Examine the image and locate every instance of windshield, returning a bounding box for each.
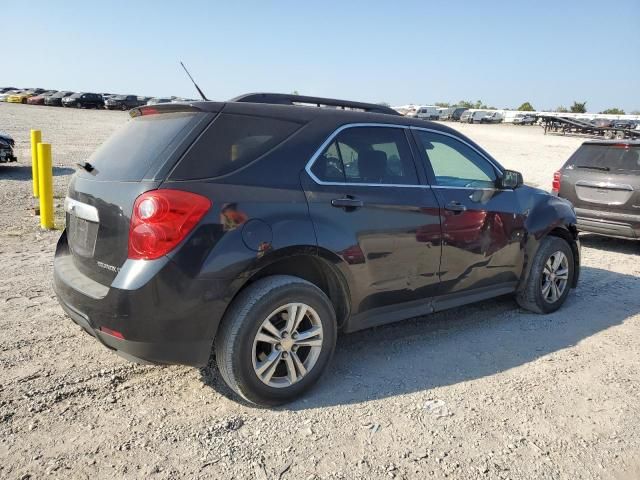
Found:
[69,93,82,99]
[566,144,640,172]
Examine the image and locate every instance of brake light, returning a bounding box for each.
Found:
[128,189,211,260]
[552,171,561,193]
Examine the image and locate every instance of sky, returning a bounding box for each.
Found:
[4,0,639,113]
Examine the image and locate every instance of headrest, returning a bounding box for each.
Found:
[359,150,387,182]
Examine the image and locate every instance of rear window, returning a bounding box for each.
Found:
[82,112,207,181]
[170,113,301,180]
[566,144,640,172]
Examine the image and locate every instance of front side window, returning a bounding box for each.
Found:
[311,127,418,185]
[415,130,497,188]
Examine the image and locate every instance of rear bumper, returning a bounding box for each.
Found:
[53,231,228,367]
[56,296,211,365]
[575,207,640,240]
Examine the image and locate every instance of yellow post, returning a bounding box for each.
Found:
[30,129,41,197]
[37,143,54,230]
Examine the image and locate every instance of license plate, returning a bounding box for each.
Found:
[68,214,98,257]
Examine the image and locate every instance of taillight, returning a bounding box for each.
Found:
[128,189,211,260]
[552,171,561,193]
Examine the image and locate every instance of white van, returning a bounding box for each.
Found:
[411,105,440,120]
[460,110,489,123]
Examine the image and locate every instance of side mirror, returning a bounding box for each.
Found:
[499,169,523,189]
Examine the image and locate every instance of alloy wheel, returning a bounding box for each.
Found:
[252,303,323,388]
[541,251,569,303]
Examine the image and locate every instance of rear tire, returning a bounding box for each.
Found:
[215,275,337,406]
[517,236,574,314]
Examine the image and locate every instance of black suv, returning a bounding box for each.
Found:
[105,95,144,111]
[54,93,580,405]
[62,92,105,109]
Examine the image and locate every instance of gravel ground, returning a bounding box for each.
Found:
[1,102,639,480]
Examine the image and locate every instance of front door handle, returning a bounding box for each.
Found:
[331,197,363,209]
[445,201,467,213]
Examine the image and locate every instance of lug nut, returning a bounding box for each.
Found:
[282,352,288,359]
[275,344,281,351]
[292,332,298,340]
[281,331,288,338]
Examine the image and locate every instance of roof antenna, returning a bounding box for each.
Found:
[180,61,208,101]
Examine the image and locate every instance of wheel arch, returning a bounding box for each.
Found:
[519,223,580,292]
[225,248,353,331]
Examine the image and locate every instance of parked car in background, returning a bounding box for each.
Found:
[6,90,39,104]
[460,110,488,123]
[554,140,640,239]
[147,97,173,105]
[0,131,17,163]
[53,93,580,405]
[171,97,198,104]
[62,92,105,109]
[611,119,638,130]
[0,87,18,94]
[45,91,74,106]
[409,105,440,120]
[105,95,144,110]
[513,113,537,125]
[591,118,614,128]
[0,90,20,102]
[27,90,58,105]
[441,107,468,121]
[480,112,504,124]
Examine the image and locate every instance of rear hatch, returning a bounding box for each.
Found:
[65,105,217,285]
[558,143,640,214]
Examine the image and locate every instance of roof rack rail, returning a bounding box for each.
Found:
[230,92,400,116]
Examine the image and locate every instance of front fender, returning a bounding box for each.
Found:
[518,188,579,291]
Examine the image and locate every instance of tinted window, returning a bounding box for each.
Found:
[415,131,497,188]
[312,127,418,185]
[84,112,206,181]
[171,114,301,180]
[311,141,346,182]
[566,144,640,172]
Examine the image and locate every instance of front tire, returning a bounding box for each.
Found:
[517,236,574,314]
[215,275,337,406]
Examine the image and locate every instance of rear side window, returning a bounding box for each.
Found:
[83,112,205,181]
[311,127,418,185]
[170,114,301,179]
[566,144,640,172]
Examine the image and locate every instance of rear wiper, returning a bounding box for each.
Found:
[575,165,610,171]
[76,161,95,172]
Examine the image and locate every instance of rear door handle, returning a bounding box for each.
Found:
[445,201,467,213]
[331,197,363,209]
